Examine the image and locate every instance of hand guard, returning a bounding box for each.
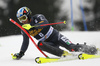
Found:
[12,51,24,60]
[22,24,32,30]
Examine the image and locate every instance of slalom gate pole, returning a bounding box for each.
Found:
[70,0,74,31]
[9,18,49,58]
[80,0,88,31]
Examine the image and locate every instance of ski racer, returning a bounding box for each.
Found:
[13,6,97,60]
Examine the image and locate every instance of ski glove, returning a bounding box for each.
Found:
[13,51,24,60]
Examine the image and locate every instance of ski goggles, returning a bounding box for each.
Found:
[18,15,28,23]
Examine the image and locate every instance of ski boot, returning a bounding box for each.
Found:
[73,43,97,55]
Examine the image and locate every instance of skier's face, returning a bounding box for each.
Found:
[22,18,30,24]
[18,15,30,24]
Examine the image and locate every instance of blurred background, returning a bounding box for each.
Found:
[0,0,100,37]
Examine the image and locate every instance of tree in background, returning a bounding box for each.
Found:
[0,0,100,36]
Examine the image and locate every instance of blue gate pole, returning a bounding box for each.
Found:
[70,0,74,31]
[80,0,88,31]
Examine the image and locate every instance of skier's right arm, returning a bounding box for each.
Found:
[13,30,29,60]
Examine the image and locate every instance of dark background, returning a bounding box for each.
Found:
[0,0,100,37]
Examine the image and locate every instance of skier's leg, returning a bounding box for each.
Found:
[57,34,75,51]
[58,34,97,54]
[38,41,69,57]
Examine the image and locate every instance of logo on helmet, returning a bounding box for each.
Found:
[23,10,27,13]
[25,7,29,12]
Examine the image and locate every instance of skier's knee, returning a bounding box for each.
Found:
[38,41,47,51]
[38,41,43,49]
[38,41,63,57]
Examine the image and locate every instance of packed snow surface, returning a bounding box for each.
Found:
[0,31,100,66]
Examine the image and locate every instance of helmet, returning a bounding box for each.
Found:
[16,7,32,23]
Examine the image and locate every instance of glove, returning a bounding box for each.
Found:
[12,51,24,60]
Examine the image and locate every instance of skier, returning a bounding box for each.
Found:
[13,6,97,60]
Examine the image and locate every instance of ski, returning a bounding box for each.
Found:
[35,54,78,64]
[78,53,100,60]
[79,48,100,60]
[35,53,100,64]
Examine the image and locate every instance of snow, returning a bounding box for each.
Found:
[0,31,100,66]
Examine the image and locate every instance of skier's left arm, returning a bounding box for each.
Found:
[13,30,29,60]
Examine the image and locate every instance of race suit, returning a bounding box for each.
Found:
[21,14,75,56]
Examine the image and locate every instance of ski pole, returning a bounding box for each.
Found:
[36,21,66,27]
[22,21,66,30]
[9,18,49,58]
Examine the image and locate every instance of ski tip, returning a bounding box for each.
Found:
[35,57,41,64]
[78,53,83,60]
